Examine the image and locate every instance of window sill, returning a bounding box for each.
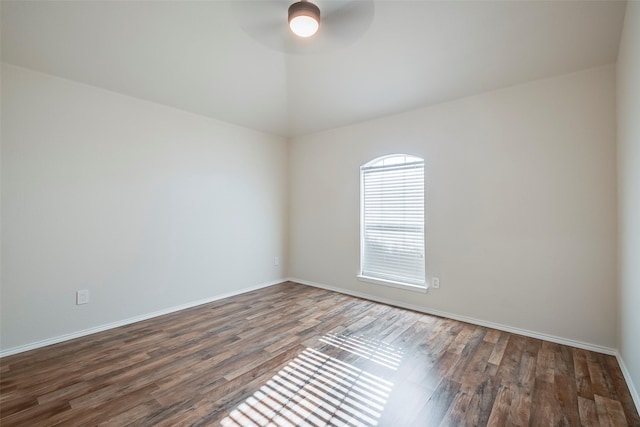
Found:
[357,275,428,293]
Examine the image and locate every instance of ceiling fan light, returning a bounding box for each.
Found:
[288,1,320,37]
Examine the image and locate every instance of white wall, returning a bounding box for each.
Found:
[289,65,618,349]
[0,64,287,352]
[617,0,640,404]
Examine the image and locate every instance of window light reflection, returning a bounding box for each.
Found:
[319,333,403,370]
[221,336,403,427]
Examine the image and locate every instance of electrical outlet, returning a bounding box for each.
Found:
[432,277,440,289]
[76,289,89,305]
[274,256,280,266]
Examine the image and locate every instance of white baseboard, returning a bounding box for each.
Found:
[288,277,617,356]
[615,352,640,415]
[3,276,637,415]
[0,279,285,358]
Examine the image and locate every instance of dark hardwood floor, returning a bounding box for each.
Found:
[1,281,638,426]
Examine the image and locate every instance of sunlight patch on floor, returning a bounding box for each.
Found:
[318,333,403,370]
[221,335,402,427]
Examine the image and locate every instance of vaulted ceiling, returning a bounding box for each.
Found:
[1,1,627,137]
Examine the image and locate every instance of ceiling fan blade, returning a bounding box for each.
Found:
[231,0,374,54]
[231,1,292,51]
[321,0,375,44]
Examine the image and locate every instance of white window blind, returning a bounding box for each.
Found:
[360,155,425,287]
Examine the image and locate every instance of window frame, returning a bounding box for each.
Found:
[358,154,427,293]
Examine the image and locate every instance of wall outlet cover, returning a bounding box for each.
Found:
[76,289,89,305]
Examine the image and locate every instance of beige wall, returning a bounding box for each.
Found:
[0,58,624,361]
[617,0,640,405]
[289,65,618,349]
[1,64,288,352]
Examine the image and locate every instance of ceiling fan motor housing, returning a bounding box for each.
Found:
[288,1,321,26]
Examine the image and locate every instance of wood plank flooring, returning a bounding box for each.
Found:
[1,281,638,426]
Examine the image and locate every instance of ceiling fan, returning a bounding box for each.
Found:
[232,0,375,54]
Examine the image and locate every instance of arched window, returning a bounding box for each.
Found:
[359,154,425,291]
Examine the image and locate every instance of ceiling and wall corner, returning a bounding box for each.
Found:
[0,0,627,137]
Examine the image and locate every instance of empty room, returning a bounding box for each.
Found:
[1,0,639,425]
